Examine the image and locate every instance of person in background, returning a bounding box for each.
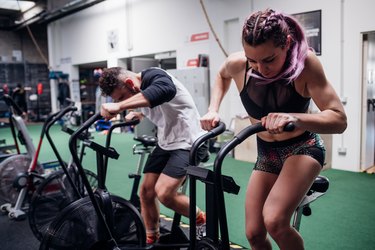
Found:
[2,84,10,95]
[12,84,27,115]
[99,67,208,244]
[57,77,70,108]
[200,8,347,250]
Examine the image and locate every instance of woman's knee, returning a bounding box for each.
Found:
[245,219,268,245]
[263,209,289,239]
[246,230,266,246]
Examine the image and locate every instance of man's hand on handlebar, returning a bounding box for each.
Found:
[101,103,121,120]
[125,111,144,122]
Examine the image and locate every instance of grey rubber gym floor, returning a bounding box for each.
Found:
[0,203,246,250]
[0,199,40,250]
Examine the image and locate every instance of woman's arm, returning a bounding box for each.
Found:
[201,52,246,130]
[292,52,347,134]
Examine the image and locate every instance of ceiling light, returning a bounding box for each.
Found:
[0,0,36,12]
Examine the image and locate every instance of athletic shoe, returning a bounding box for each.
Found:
[146,232,160,244]
[196,211,206,240]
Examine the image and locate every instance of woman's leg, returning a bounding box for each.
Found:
[263,155,321,250]
[245,170,277,250]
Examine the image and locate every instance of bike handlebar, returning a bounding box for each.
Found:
[234,122,295,143]
[69,113,114,160]
[69,113,140,161]
[189,122,226,166]
[42,104,77,135]
[214,122,295,176]
[46,105,77,128]
[105,119,140,149]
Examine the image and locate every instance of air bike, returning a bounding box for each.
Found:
[188,122,329,250]
[0,100,97,220]
[39,113,226,250]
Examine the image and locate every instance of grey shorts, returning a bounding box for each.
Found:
[254,131,326,175]
[143,143,209,178]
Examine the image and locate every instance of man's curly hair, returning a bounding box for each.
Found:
[99,67,127,96]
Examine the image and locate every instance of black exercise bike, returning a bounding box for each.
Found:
[40,114,145,249]
[28,104,98,241]
[188,122,329,250]
[0,101,90,220]
[39,113,226,250]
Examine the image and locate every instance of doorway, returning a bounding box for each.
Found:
[360,32,375,172]
[77,61,107,122]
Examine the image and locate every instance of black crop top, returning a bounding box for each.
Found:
[240,64,311,120]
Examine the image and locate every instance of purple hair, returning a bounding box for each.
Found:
[242,8,308,84]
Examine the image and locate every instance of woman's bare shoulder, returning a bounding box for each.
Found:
[223,51,247,76]
[302,50,324,74]
[296,50,328,96]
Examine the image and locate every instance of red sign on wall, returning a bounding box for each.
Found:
[186,59,199,67]
[37,83,43,95]
[190,32,209,42]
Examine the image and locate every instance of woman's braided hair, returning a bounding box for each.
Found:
[242,8,308,84]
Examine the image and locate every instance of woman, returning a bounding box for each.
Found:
[200,8,347,250]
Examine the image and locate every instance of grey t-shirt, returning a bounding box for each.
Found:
[140,68,204,150]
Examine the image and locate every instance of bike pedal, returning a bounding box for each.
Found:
[128,173,139,178]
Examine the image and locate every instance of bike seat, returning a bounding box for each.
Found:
[309,175,329,193]
[134,135,158,147]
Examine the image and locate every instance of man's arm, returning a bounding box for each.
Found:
[141,74,176,108]
[101,93,150,120]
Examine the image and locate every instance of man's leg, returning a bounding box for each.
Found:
[155,173,206,239]
[155,174,188,216]
[140,172,160,243]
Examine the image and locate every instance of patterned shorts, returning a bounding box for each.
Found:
[254,132,326,175]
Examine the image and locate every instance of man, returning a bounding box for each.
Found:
[99,67,207,244]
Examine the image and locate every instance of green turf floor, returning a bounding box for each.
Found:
[1,123,375,249]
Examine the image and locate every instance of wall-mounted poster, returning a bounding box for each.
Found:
[292,10,322,55]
